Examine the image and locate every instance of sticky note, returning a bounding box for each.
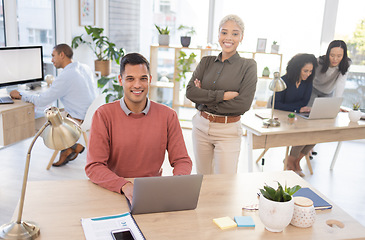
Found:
[234,216,255,227]
[213,216,237,230]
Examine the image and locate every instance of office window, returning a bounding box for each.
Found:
[335,0,365,108]
[212,0,325,67]
[17,0,55,60]
[152,0,209,48]
[0,0,5,46]
[109,0,140,54]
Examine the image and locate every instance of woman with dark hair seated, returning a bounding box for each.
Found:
[273,53,318,177]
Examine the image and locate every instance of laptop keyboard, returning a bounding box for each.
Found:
[0,96,14,104]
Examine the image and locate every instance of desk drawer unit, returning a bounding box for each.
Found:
[0,105,35,146]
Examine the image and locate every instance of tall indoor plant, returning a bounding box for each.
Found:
[71,25,125,76]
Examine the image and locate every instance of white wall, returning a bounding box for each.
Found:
[55,0,109,71]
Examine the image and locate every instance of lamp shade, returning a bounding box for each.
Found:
[269,72,287,92]
[41,107,82,150]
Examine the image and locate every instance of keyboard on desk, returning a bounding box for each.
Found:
[0,96,14,104]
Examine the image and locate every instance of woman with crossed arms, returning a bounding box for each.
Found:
[186,14,257,174]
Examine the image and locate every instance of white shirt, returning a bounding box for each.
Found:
[21,62,97,120]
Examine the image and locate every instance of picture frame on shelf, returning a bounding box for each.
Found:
[79,0,95,26]
[256,38,267,53]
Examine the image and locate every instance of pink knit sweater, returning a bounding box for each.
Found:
[85,100,192,193]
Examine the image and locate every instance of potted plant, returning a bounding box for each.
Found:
[178,25,196,48]
[349,102,362,122]
[288,112,296,124]
[271,41,280,53]
[71,26,125,76]
[97,75,123,103]
[262,66,270,77]
[176,51,197,105]
[259,182,301,232]
[155,24,170,46]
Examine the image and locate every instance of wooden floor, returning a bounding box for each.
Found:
[1,129,364,227]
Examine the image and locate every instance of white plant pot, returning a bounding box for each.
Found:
[348,110,362,122]
[271,44,280,53]
[259,195,294,232]
[158,34,170,46]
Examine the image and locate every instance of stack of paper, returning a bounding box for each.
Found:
[213,216,237,230]
[81,212,145,240]
[234,216,255,227]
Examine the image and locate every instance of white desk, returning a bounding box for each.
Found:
[241,109,365,172]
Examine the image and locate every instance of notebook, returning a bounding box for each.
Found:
[126,174,203,215]
[296,97,343,120]
[293,187,332,210]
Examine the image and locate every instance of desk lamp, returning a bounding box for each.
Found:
[263,72,287,127]
[0,107,81,240]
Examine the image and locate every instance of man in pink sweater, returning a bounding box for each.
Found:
[85,53,192,203]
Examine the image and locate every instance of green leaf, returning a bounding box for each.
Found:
[287,185,301,195]
[98,76,113,88]
[263,185,276,198]
[260,189,272,200]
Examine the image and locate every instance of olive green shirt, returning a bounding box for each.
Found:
[186,52,257,116]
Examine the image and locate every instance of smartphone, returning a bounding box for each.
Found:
[111,228,135,240]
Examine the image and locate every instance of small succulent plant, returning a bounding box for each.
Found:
[259,182,301,202]
[353,102,360,111]
[288,113,295,118]
[155,24,170,35]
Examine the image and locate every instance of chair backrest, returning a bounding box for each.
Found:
[80,93,106,132]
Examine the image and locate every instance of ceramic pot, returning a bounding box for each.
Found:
[291,197,316,228]
[180,36,191,47]
[271,44,280,53]
[259,195,294,232]
[158,35,170,46]
[95,60,111,76]
[348,110,362,122]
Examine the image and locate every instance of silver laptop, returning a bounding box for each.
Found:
[297,97,343,120]
[126,174,203,215]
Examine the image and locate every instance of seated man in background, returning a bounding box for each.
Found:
[10,43,97,166]
[85,53,192,203]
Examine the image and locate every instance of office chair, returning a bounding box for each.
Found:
[46,93,106,170]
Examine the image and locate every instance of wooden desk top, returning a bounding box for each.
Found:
[16,171,365,240]
[0,99,33,112]
[242,109,365,136]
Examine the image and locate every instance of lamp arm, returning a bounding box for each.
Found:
[271,91,276,120]
[16,121,50,224]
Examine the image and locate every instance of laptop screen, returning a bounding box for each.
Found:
[126,174,203,215]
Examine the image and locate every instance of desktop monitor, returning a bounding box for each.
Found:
[0,46,44,89]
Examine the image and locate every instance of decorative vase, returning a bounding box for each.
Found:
[95,60,111,76]
[271,44,280,53]
[259,195,294,232]
[291,197,316,228]
[348,110,362,122]
[180,36,191,47]
[158,34,170,46]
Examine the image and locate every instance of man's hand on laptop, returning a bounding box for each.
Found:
[10,90,22,99]
[300,106,311,113]
[122,182,134,204]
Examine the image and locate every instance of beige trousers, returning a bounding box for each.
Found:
[192,112,242,174]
